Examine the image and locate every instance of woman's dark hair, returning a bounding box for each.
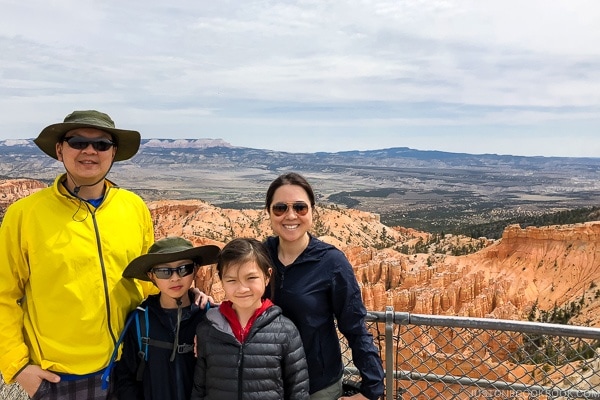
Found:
[216,237,274,299]
[265,172,315,210]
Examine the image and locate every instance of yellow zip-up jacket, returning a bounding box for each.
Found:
[0,174,156,383]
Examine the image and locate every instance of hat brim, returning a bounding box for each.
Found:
[34,122,141,162]
[123,244,221,281]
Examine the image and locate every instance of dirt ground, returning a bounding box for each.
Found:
[0,375,27,400]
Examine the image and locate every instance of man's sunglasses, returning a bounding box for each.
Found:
[271,201,310,217]
[151,263,195,279]
[63,136,116,152]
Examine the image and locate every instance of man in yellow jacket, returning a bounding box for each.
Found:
[0,110,156,399]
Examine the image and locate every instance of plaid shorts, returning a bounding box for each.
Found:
[31,374,116,400]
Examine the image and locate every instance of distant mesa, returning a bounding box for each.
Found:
[0,139,31,146]
[141,138,233,149]
[0,138,234,150]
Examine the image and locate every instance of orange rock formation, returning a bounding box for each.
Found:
[2,180,600,326]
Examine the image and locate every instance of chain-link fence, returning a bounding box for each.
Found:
[342,307,600,400]
[3,306,600,400]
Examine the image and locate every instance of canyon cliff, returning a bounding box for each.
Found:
[2,179,599,326]
[146,198,600,327]
[0,179,46,213]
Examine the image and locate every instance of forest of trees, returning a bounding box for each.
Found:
[457,206,600,239]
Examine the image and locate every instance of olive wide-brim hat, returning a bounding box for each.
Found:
[123,237,221,281]
[34,110,141,161]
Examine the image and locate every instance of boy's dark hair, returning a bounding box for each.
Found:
[217,238,274,299]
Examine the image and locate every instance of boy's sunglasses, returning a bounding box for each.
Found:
[151,263,195,279]
[271,201,310,217]
[63,136,115,152]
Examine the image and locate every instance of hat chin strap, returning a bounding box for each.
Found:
[64,161,115,198]
[170,297,184,362]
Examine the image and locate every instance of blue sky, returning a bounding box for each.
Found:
[1,0,599,157]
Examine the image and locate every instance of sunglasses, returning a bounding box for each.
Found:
[151,263,195,279]
[63,136,115,152]
[271,201,310,217]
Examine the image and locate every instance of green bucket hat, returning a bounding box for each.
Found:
[34,110,141,161]
[123,237,221,281]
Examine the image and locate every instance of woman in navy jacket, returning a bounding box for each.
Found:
[263,173,385,400]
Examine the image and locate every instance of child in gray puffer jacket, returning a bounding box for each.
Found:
[191,238,309,400]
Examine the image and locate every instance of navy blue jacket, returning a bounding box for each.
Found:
[265,235,384,400]
[112,291,206,400]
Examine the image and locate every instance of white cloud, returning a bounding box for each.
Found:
[0,0,599,157]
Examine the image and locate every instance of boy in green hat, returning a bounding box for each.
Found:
[112,236,219,400]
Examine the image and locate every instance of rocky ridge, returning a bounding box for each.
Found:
[146,199,600,327]
[3,178,600,397]
[0,179,46,215]
[2,178,600,325]
[3,140,600,234]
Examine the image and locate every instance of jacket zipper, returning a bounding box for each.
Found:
[237,345,244,400]
[90,208,118,345]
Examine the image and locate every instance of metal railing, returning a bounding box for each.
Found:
[3,306,600,399]
[342,307,600,400]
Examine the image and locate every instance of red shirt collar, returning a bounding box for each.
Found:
[219,298,274,342]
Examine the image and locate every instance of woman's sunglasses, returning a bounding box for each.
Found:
[63,136,116,152]
[151,263,195,279]
[271,201,310,217]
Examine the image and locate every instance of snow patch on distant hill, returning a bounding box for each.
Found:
[0,139,32,146]
[141,138,232,148]
[0,138,233,149]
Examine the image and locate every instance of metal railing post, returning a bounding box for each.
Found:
[385,306,394,400]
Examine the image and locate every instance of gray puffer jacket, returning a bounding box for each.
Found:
[191,304,309,400]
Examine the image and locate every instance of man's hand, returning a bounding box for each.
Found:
[15,365,60,397]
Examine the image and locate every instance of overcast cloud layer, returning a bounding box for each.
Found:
[1,0,599,157]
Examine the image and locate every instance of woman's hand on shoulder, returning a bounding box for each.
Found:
[191,287,219,309]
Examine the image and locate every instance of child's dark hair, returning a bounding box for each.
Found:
[216,238,274,299]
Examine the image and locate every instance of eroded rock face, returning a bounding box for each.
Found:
[147,199,600,326]
[0,179,47,220]
[5,179,600,396]
[0,178,46,205]
[348,222,600,324]
[3,179,600,325]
